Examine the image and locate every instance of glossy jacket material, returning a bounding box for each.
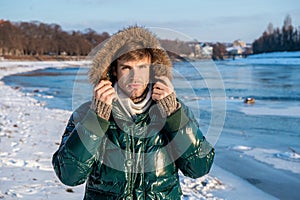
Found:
[52,99,215,199]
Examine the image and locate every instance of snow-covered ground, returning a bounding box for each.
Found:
[230,145,300,174]
[0,61,86,199]
[0,60,280,200]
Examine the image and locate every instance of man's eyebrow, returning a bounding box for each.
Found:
[138,64,150,68]
[120,64,150,68]
[120,64,132,68]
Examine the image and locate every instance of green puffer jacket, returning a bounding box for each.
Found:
[52,99,215,200]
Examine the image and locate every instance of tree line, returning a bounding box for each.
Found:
[0,20,193,58]
[252,15,300,54]
[0,20,110,56]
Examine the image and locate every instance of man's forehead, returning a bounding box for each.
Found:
[117,57,151,66]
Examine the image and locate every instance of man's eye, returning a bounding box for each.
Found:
[121,66,131,70]
[139,65,149,69]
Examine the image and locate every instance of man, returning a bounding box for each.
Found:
[52,26,215,200]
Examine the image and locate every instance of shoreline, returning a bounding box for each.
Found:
[0,61,278,199]
[0,55,87,61]
[214,146,300,199]
[0,62,85,199]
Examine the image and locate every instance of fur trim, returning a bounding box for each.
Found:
[88,26,172,86]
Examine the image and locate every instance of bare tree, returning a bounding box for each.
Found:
[283,14,292,31]
[267,23,274,35]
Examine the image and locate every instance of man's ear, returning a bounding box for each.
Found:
[110,65,117,85]
[112,68,117,76]
[109,60,118,77]
[111,61,117,77]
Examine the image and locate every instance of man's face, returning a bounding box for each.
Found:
[115,56,151,99]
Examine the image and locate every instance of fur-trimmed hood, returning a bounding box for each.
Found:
[88,26,172,86]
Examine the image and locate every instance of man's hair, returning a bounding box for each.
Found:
[118,48,152,62]
[114,41,153,61]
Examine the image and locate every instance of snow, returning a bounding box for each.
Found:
[0,60,278,199]
[228,51,300,65]
[210,165,278,200]
[0,72,85,199]
[231,145,252,151]
[230,146,300,174]
[248,51,300,59]
[240,102,300,117]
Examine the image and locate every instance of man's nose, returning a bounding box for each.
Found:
[130,68,140,80]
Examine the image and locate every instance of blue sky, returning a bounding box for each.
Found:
[1,0,300,43]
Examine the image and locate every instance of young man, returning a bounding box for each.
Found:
[52,26,215,200]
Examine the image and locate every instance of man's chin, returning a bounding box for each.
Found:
[120,89,137,98]
[129,91,142,99]
[121,85,148,99]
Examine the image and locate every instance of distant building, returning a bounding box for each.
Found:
[226,39,252,58]
[233,39,246,48]
[200,43,213,57]
[186,41,213,59]
[60,51,67,56]
[194,43,201,57]
[226,46,244,55]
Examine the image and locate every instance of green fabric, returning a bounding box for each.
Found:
[81,109,110,136]
[164,104,189,132]
[52,101,215,199]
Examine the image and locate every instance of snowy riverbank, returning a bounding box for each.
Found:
[0,60,278,199]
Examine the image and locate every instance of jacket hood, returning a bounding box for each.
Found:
[88,26,172,86]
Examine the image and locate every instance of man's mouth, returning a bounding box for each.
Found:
[128,83,143,89]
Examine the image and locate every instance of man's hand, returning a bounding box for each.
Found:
[94,80,116,105]
[152,76,174,101]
